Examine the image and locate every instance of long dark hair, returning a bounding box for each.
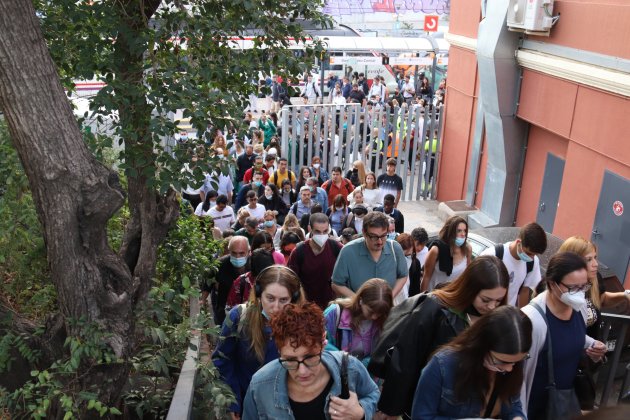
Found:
[201,190,218,212]
[432,255,509,312]
[445,305,532,403]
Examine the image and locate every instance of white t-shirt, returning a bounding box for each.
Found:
[416,246,429,266]
[202,172,234,197]
[208,206,236,232]
[480,242,542,306]
[194,202,211,217]
[245,203,266,221]
[359,187,383,209]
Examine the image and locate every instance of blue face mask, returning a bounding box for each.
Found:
[387,232,397,240]
[230,256,247,268]
[263,220,274,228]
[253,181,262,187]
[454,237,466,247]
[517,242,534,263]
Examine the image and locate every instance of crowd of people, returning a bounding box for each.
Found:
[176,83,630,419]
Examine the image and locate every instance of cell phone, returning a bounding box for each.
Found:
[339,352,350,399]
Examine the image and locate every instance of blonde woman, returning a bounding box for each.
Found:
[558,236,630,337]
[346,160,366,188]
[213,266,305,419]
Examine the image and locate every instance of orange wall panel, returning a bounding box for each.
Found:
[449,0,481,38]
[437,88,475,201]
[570,86,630,168]
[447,48,478,96]
[530,1,630,59]
[553,142,630,240]
[515,126,568,227]
[517,70,577,138]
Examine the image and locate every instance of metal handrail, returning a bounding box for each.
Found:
[166,297,200,420]
[598,312,630,406]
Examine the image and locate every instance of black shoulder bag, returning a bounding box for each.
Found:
[339,352,350,399]
[531,303,581,420]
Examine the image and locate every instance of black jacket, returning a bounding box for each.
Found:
[368,294,467,417]
[236,152,256,183]
[373,207,404,233]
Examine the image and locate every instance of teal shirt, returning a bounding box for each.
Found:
[332,238,408,291]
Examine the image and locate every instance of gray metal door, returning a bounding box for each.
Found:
[536,153,565,233]
[591,170,630,284]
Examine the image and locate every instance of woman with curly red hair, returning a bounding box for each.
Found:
[243,302,380,420]
[213,265,304,419]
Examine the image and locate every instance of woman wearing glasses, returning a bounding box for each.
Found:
[412,306,532,419]
[372,255,509,419]
[243,302,379,420]
[213,266,305,419]
[520,252,607,420]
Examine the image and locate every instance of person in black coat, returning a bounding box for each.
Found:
[236,144,256,187]
[369,256,510,418]
[374,194,404,233]
[258,183,288,225]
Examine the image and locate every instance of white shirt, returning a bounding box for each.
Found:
[208,206,236,231]
[402,80,415,98]
[202,172,234,197]
[368,83,385,102]
[416,246,429,266]
[245,203,266,221]
[480,242,542,306]
[357,187,383,209]
[302,80,321,100]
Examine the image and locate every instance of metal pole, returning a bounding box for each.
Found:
[320,53,325,105]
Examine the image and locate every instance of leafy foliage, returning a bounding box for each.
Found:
[35,0,331,193]
[0,318,122,419]
[0,120,56,319]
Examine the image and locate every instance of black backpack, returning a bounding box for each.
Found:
[494,244,534,274]
[368,293,431,378]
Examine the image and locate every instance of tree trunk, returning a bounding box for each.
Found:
[0,0,137,406]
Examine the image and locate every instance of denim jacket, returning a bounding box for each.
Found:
[212,305,279,414]
[411,349,526,420]
[242,350,380,419]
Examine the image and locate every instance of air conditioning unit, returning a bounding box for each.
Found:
[508,0,555,35]
[507,0,528,32]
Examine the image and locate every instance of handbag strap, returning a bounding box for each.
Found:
[531,302,556,388]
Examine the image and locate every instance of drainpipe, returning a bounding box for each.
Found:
[469,0,528,228]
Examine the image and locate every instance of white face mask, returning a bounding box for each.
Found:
[312,234,328,248]
[559,289,587,311]
[313,163,320,169]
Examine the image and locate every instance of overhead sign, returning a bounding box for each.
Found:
[424,15,439,32]
[330,56,382,65]
[390,57,433,66]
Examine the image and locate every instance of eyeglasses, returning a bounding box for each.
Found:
[489,353,530,367]
[560,282,592,294]
[366,233,387,242]
[279,353,322,370]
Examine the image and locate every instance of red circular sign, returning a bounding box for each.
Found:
[613,201,624,216]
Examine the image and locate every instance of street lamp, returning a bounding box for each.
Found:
[320,37,329,105]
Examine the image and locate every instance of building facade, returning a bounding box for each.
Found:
[439,0,630,285]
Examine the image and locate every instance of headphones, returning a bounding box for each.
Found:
[254,265,301,303]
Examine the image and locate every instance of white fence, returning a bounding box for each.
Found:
[280,103,444,200]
